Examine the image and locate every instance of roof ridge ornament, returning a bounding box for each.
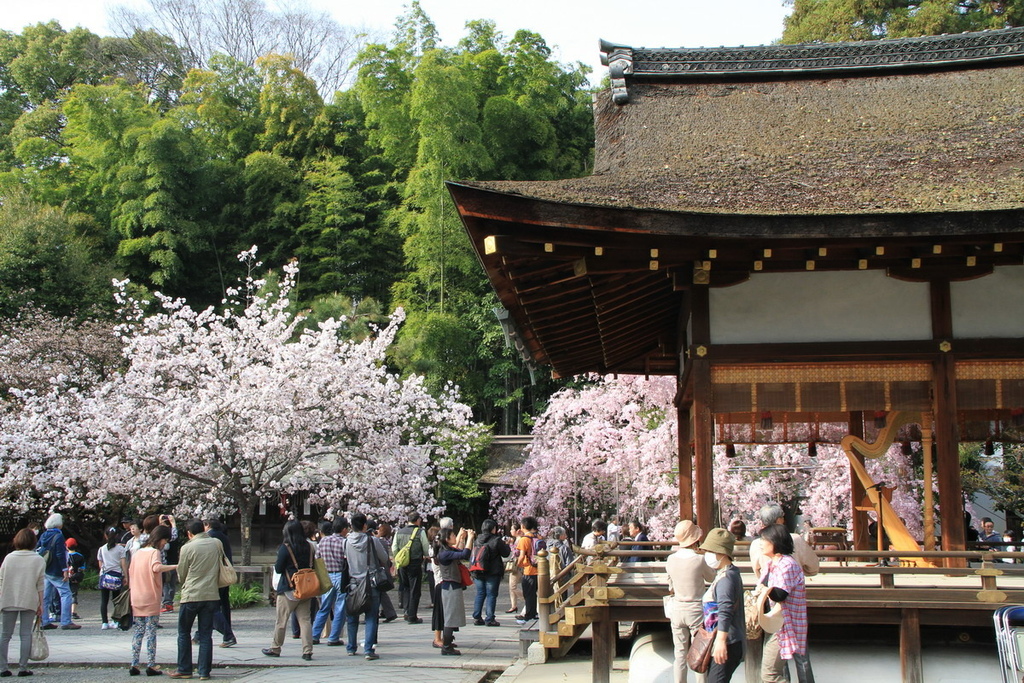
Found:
[600,39,633,104]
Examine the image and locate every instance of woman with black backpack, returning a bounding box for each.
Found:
[470,519,510,627]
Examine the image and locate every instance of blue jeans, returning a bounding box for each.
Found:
[212,585,235,642]
[346,588,380,655]
[312,572,347,643]
[176,600,218,677]
[42,575,73,626]
[472,574,501,622]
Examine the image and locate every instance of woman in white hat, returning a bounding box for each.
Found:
[699,528,745,682]
[665,521,714,683]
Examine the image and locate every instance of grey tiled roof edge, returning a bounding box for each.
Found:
[600,28,1024,103]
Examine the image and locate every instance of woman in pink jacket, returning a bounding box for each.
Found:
[128,525,177,676]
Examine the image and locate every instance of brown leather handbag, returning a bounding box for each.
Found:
[686,626,715,673]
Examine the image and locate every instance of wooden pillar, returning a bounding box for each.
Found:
[537,550,551,635]
[921,413,936,551]
[900,608,923,683]
[848,411,869,551]
[678,400,694,521]
[591,607,615,683]
[691,283,714,532]
[930,279,966,562]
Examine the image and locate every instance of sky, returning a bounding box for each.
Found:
[0,0,793,85]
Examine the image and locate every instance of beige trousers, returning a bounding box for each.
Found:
[269,594,313,655]
[668,599,706,683]
[508,567,524,611]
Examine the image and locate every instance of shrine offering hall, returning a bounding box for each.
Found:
[450,27,1024,556]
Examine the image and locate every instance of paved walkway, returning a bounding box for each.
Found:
[26,579,1005,683]
[34,587,520,682]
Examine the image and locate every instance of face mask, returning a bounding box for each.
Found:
[704,553,721,570]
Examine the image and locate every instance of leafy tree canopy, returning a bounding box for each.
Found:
[782,0,1024,43]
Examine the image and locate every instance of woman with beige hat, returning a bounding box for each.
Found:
[699,528,745,682]
[665,521,715,683]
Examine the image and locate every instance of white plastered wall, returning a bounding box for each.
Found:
[950,266,1024,339]
[709,270,932,344]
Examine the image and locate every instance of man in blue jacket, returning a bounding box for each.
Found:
[37,513,80,629]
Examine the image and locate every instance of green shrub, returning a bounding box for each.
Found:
[79,569,99,590]
[228,582,264,609]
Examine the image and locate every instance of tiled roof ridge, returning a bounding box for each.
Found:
[600,27,1024,103]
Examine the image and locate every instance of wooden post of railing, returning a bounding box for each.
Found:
[537,549,552,636]
[900,608,923,683]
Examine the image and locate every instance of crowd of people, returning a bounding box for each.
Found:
[11,503,990,681]
[665,504,817,683]
[0,509,611,676]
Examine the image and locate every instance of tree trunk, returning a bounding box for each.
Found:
[239,500,255,566]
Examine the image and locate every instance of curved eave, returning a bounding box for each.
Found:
[450,182,1024,378]
[449,181,1024,240]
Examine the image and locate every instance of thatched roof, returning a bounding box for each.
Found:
[473,65,1024,217]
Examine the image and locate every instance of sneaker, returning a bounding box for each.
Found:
[260,649,279,657]
[110,621,120,629]
[101,623,111,630]
[346,651,357,656]
[473,618,485,626]
[219,639,236,648]
[301,653,312,661]
[60,623,82,630]
[485,620,501,627]
[515,618,527,625]
[160,606,173,613]
[365,651,379,661]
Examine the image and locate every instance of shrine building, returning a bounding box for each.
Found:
[448,27,1024,557]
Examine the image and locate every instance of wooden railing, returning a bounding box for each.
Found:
[535,542,1024,683]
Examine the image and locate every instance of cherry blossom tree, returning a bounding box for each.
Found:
[491,374,680,540]
[0,249,484,563]
[717,440,926,539]
[0,309,122,403]
[495,373,930,543]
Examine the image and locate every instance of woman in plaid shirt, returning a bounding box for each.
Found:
[759,524,815,683]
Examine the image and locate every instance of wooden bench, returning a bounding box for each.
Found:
[232,565,273,599]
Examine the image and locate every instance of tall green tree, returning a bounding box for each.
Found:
[0,189,113,316]
[354,6,593,429]
[782,0,1024,43]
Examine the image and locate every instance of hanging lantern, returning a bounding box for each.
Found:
[874,411,887,429]
[807,441,818,458]
[725,443,737,458]
[760,412,773,430]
